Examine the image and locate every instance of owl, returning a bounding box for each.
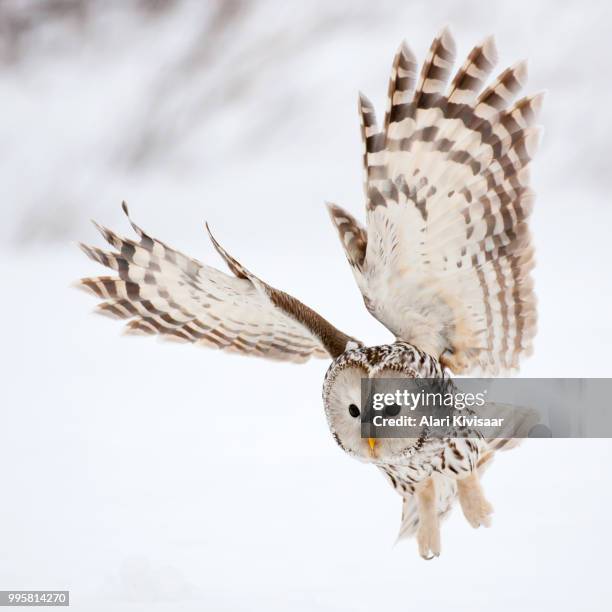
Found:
[77,28,541,559]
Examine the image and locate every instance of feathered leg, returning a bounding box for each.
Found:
[415,477,441,559]
[457,471,493,528]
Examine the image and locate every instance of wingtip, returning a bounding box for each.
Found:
[204,221,225,256]
[399,39,415,61]
[438,24,452,38]
[325,201,341,221]
[203,222,251,280]
[437,25,456,55]
[204,220,216,244]
[512,59,529,86]
[70,278,86,292]
[358,90,374,109]
[90,219,107,238]
[94,303,123,321]
[530,90,546,118]
[72,277,97,296]
[481,34,498,67]
[358,91,378,129]
[77,241,91,256]
[122,325,149,338]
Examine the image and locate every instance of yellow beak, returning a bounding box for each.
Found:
[368,437,377,456]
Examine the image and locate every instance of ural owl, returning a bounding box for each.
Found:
[77,28,541,559]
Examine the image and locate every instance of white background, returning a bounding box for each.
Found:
[1,1,611,609]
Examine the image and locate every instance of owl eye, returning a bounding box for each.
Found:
[348,403,360,418]
[385,403,401,417]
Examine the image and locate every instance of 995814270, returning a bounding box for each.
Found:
[0,592,69,607]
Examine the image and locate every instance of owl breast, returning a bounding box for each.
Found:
[379,435,489,496]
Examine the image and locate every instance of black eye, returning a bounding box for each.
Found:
[385,403,401,417]
[348,404,360,418]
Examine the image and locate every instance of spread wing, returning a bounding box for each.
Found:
[328,29,541,375]
[76,203,361,363]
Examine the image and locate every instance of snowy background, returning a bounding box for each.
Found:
[2,0,612,610]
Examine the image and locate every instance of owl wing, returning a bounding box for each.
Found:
[77,203,361,362]
[328,29,541,374]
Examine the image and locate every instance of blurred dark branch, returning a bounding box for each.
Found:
[0,0,178,64]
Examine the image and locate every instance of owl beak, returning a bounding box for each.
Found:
[368,437,377,457]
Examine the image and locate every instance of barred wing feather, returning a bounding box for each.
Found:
[77,203,359,362]
[329,28,541,374]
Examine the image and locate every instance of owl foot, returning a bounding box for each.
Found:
[415,477,441,559]
[417,520,441,560]
[457,472,493,528]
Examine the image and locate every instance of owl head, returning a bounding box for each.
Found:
[322,342,440,464]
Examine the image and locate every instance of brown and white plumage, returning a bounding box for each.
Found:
[76,29,542,559]
[77,203,360,363]
[329,27,541,375]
